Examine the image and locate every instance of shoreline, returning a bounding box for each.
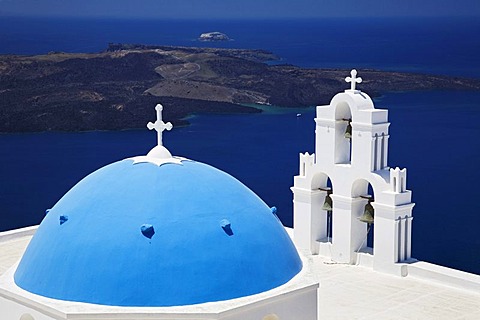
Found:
[1,44,480,133]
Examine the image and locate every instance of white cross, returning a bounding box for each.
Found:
[345,69,362,91]
[147,104,173,147]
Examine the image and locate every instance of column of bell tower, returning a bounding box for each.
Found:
[351,121,390,171]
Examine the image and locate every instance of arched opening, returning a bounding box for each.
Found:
[351,179,375,251]
[334,102,352,165]
[324,177,334,242]
[262,314,279,320]
[311,173,333,243]
[20,314,35,320]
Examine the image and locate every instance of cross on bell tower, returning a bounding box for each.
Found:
[345,69,362,91]
[147,104,173,147]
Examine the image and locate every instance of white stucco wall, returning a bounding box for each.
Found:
[0,281,318,320]
[1,298,56,320]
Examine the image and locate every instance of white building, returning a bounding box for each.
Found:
[292,69,414,275]
[0,71,479,320]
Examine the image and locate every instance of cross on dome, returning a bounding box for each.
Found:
[147,104,173,147]
[345,69,362,91]
[131,103,190,165]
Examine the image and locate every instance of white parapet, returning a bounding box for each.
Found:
[390,167,407,193]
[0,226,38,243]
[299,152,315,177]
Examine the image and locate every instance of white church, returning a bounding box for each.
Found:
[0,70,479,319]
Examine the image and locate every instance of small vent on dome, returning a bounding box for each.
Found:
[270,206,282,223]
[220,219,234,236]
[45,209,50,215]
[141,224,155,239]
[59,215,68,225]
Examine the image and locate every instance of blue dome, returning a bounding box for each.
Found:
[14,159,302,307]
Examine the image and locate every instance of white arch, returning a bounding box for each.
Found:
[351,178,375,198]
[310,171,333,190]
[330,91,374,122]
[334,101,352,121]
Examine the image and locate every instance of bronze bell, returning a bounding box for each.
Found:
[344,122,352,139]
[322,193,333,211]
[358,202,374,224]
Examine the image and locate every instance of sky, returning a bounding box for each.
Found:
[0,0,479,19]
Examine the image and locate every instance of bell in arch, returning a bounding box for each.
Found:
[319,187,333,211]
[358,200,374,224]
[344,121,352,139]
[322,192,333,211]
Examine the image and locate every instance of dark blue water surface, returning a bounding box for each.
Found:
[1,16,480,77]
[0,17,479,274]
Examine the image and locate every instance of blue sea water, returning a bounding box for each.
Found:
[0,17,479,273]
[1,16,480,77]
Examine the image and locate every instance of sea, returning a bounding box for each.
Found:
[0,16,479,273]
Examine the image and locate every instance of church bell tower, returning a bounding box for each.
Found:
[292,70,415,276]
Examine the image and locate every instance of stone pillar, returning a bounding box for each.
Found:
[399,217,406,261]
[375,135,382,170]
[330,195,367,263]
[372,202,415,273]
[405,216,413,260]
[292,187,327,255]
[382,134,390,169]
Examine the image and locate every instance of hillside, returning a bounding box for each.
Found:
[1,43,479,132]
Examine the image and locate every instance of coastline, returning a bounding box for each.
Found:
[1,44,480,133]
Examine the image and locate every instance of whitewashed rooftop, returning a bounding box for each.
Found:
[0,227,479,319]
[313,254,480,319]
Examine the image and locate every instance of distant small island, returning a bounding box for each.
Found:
[199,32,230,41]
[1,43,479,133]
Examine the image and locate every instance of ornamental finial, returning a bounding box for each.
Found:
[147,104,173,147]
[345,69,362,91]
[129,103,191,166]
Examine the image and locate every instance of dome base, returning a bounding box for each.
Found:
[129,146,189,166]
